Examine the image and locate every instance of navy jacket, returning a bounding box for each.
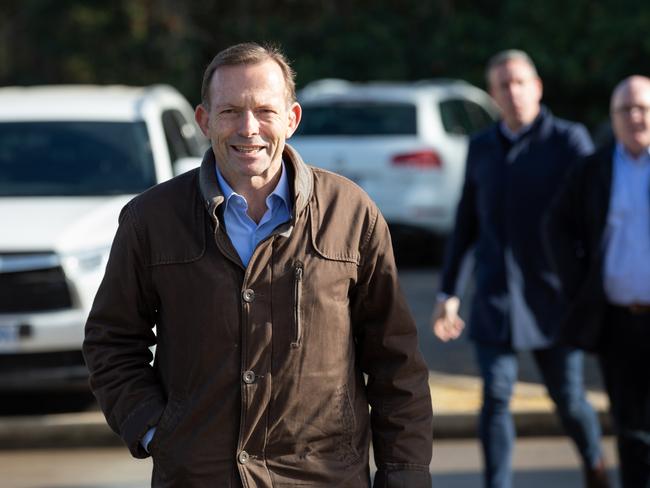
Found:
[440,107,594,349]
[544,144,615,351]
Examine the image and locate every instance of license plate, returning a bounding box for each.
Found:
[0,325,18,344]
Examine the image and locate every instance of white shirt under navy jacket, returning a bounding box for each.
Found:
[603,143,650,305]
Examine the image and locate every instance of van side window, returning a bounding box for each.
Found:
[463,100,495,133]
[439,99,470,136]
[162,110,203,161]
[440,99,495,136]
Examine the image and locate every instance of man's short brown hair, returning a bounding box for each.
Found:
[200,42,297,108]
[485,49,539,86]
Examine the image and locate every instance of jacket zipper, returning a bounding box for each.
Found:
[291,261,304,348]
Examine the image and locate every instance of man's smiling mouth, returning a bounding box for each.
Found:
[232,145,264,153]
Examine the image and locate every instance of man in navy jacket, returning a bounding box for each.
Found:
[431,50,609,488]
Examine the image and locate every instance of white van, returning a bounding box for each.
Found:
[0,85,206,391]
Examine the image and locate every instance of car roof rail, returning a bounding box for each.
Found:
[413,78,470,86]
[299,78,354,98]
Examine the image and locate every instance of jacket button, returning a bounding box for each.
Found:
[242,289,255,302]
[238,450,250,464]
[242,370,255,384]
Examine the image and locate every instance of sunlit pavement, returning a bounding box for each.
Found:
[0,437,619,488]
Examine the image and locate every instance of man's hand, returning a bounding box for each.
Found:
[431,296,465,342]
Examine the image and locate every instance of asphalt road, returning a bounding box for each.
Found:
[0,437,620,488]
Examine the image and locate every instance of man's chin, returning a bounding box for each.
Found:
[630,139,650,153]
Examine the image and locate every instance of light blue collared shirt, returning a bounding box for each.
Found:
[603,143,650,304]
[216,162,292,267]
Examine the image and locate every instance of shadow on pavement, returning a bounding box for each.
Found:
[433,468,619,488]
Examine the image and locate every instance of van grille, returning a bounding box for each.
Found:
[0,254,72,313]
[0,350,85,373]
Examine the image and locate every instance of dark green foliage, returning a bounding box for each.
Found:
[1,0,649,128]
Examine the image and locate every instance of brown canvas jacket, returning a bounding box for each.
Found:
[83,144,433,487]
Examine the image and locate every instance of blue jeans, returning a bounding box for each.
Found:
[475,343,603,488]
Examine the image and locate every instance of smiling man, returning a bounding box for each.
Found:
[83,43,433,487]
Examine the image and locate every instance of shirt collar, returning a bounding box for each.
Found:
[215,166,236,202]
[215,161,292,213]
[615,142,650,166]
[499,120,533,141]
[267,161,292,212]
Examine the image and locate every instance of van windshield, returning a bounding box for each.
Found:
[296,102,417,136]
[0,121,156,196]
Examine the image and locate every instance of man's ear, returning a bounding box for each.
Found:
[286,102,302,139]
[195,104,210,137]
[536,78,544,102]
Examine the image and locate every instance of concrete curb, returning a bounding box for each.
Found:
[434,410,612,439]
[0,373,612,449]
[430,372,612,438]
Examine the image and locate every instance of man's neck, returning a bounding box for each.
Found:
[219,165,283,224]
[502,118,534,137]
[240,177,279,223]
[620,144,650,162]
[502,108,541,138]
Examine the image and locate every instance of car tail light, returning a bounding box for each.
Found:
[391,150,442,168]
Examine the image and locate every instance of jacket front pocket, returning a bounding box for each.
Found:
[149,397,184,473]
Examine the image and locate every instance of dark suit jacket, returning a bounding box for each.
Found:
[544,144,615,351]
[440,107,594,349]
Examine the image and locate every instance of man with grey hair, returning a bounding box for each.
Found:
[432,49,609,487]
[83,42,433,487]
[546,75,650,487]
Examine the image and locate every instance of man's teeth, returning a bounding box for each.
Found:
[234,146,262,153]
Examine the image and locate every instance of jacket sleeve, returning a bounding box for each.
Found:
[439,140,479,295]
[351,208,433,488]
[82,203,166,459]
[543,160,589,300]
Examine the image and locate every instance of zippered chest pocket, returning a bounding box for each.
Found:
[291,260,304,349]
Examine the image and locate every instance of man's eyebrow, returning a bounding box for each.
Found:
[214,103,241,110]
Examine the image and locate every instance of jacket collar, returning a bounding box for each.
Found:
[492,105,552,141]
[486,106,553,163]
[198,143,314,223]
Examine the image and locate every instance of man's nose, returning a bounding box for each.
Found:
[629,106,648,121]
[238,110,260,136]
[506,83,519,99]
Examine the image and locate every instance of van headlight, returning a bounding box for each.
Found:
[61,247,111,274]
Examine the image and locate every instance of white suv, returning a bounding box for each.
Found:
[0,85,207,391]
[290,79,497,241]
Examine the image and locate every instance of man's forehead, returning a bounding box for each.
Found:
[613,80,650,106]
[210,61,287,102]
[212,60,283,84]
[490,59,536,81]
